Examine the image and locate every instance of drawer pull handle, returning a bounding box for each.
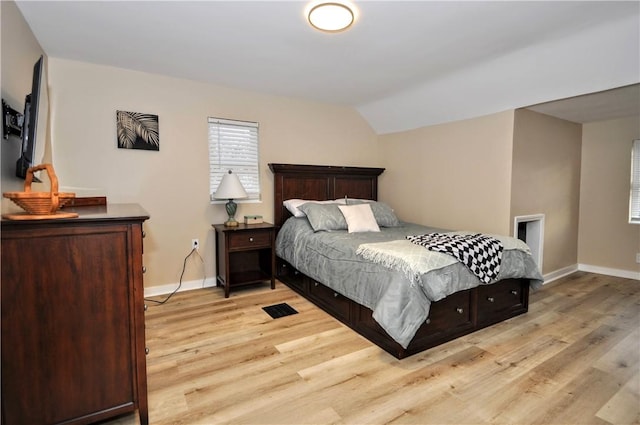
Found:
[145,347,150,355]
[487,297,495,303]
[511,290,518,296]
[142,266,146,273]
[456,307,464,314]
[333,292,339,298]
[425,318,431,325]
[249,237,254,242]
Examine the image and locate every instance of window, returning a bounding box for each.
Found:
[208,118,260,202]
[631,139,640,224]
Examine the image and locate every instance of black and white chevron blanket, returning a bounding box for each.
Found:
[406,233,504,283]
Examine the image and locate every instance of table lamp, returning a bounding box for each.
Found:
[213,170,248,227]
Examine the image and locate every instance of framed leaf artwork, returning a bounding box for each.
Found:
[117,110,159,151]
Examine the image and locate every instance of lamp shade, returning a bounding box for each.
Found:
[214,170,248,200]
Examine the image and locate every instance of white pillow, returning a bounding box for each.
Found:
[283,199,342,218]
[338,204,380,233]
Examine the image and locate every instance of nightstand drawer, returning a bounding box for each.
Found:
[228,230,271,250]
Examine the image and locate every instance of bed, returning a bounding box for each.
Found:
[269,163,543,359]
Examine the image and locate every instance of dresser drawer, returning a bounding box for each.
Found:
[477,279,527,325]
[228,230,272,250]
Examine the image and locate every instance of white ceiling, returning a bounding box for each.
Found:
[527,83,640,124]
[15,0,640,134]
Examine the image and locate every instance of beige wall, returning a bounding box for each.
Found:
[4,0,637,291]
[0,1,49,197]
[511,109,582,275]
[579,116,640,274]
[46,58,379,289]
[378,111,515,236]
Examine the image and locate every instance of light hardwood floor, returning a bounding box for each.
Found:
[109,272,639,425]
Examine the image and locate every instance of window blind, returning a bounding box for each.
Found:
[631,139,640,223]
[208,118,260,202]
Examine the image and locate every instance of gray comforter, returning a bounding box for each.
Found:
[275,217,544,348]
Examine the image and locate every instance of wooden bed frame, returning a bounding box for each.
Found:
[269,163,530,359]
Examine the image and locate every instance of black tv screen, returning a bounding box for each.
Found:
[16,55,44,179]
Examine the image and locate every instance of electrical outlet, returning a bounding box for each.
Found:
[192,239,199,250]
[636,253,640,264]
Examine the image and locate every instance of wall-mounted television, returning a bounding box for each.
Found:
[16,55,44,179]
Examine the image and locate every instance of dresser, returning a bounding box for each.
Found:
[1,204,150,425]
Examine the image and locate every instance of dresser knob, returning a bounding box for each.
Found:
[249,237,254,242]
[487,297,495,303]
[142,230,146,238]
[144,304,148,311]
[511,290,518,296]
[456,307,464,314]
[314,282,319,287]
[142,266,146,273]
[333,292,339,298]
[425,318,431,325]
[145,347,150,355]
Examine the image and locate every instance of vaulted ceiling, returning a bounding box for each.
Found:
[16,1,640,134]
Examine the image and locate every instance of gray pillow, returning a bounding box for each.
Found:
[345,199,401,227]
[298,203,347,232]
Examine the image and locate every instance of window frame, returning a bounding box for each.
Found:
[208,117,261,204]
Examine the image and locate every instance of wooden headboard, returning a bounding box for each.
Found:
[268,163,385,229]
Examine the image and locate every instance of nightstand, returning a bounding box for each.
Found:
[213,222,276,298]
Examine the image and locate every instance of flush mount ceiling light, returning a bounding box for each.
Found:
[308,2,355,33]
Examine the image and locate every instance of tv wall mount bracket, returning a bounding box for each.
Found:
[2,99,23,140]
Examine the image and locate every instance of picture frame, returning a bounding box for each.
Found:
[116,110,159,151]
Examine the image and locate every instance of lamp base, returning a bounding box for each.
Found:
[224,199,239,227]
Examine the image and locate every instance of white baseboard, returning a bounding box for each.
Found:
[543,264,579,284]
[143,263,639,298]
[578,264,640,281]
[144,277,217,298]
[543,263,640,283]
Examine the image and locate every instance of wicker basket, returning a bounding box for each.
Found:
[3,164,75,215]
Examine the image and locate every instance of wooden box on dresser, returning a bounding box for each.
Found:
[1,204,150,425]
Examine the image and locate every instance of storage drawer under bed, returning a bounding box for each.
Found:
[353,287,475,356]
[275,255,531,359]
[276,259,306,292]
[476,279,528,326]
[410,288,474,343]
[309,280,351,323]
